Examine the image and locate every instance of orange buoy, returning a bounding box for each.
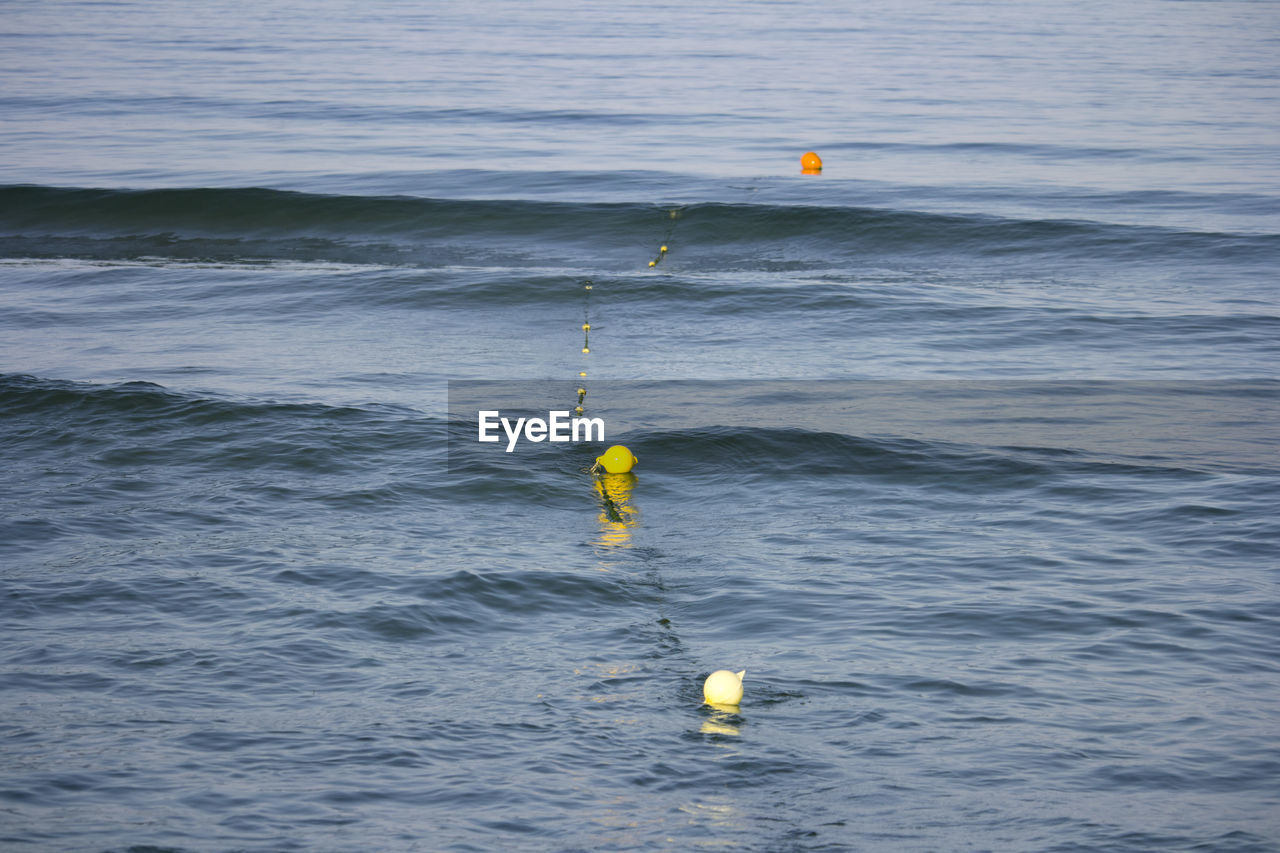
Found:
[800,151,823,173]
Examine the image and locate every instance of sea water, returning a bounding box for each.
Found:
[2,1,1279,850]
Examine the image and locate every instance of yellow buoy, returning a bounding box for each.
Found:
[801,151,823,173]
[703,669,745,706]
[595,444,637,474]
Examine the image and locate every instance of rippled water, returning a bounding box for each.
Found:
[2,1,1279,851]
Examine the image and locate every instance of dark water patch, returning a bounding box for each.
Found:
[919,309,1280,354]
[0,373,437,477]
[5,575,251,623]
[2,671,118,692]
[0,93,690,129]
[347,270,899,315]
[5,184,1277,270]
[288,567,652,645]
[1044,831,1279,853]
[630,424,1201,491]
[0,185,657,265]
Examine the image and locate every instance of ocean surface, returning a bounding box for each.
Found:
[3,1,1280,850]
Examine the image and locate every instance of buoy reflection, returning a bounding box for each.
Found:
[594,471,638,547]
[700,705,742,736]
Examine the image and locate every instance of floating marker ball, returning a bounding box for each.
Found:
[596,444,637,474]
[703,669,745,706]
[801,151,823,172]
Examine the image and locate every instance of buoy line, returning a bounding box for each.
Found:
[578,205,680,393]
[572,161,823,706]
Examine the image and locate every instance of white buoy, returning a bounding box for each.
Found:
[703,669,745,706]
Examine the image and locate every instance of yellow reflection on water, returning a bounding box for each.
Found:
[699,706,743,737]
[593,471,638,548]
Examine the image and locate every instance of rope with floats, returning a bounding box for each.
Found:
[580,206,681,475]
